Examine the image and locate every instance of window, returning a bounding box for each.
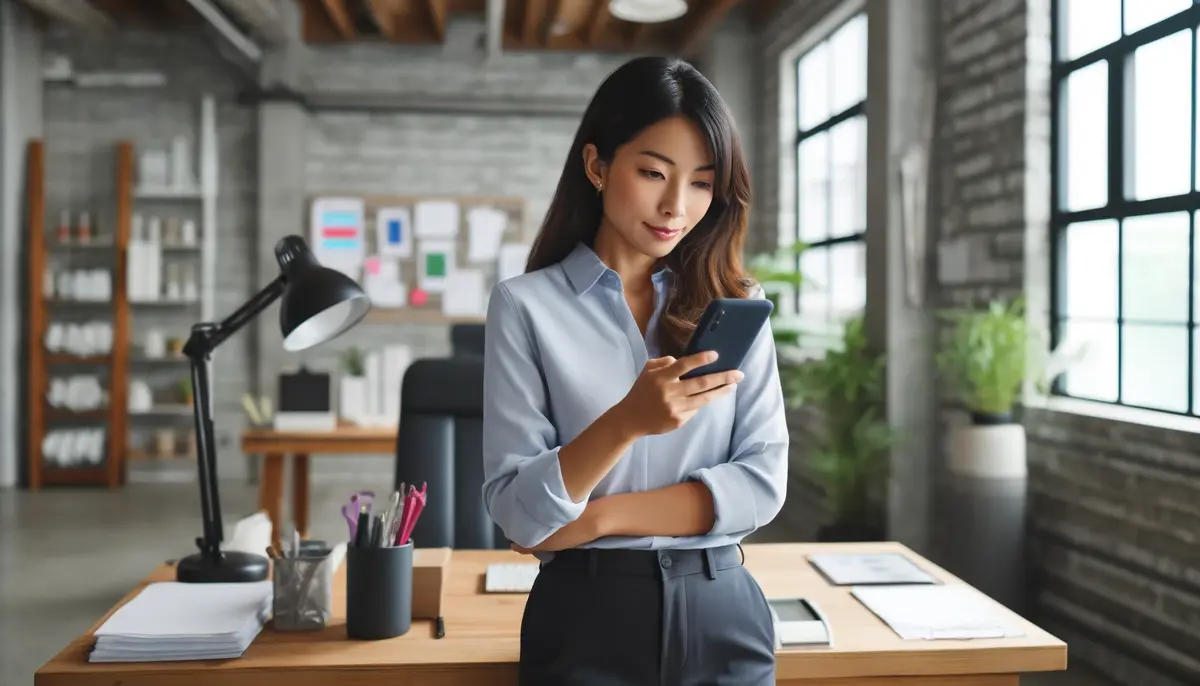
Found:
[794,12,868,326]
[1051,0,1200,415]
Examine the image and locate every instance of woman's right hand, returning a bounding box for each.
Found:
[613,352,744,437]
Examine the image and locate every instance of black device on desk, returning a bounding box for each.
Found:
[681,297,774,380]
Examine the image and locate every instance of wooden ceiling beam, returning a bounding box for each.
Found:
[319,0,355,38]
[676,0,743,56]
[521,0,544,46]
[19,0,116,32]
[426,0,447,40]
[540,0,561,47]
[584,0,610,46]
[365,0,401,40]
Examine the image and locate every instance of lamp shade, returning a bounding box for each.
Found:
[609,0,687,23]
[273,236,371,351]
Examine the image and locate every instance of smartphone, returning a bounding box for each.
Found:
[680,298,774,380]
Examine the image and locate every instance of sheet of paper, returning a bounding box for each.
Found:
[467,206,508,262]
[808,553,936,585]
[497,243,531,282]
[363,256,406,307]
[376,206,413,258]
[418,240,455,293]
[442,268,487,317]
[851,585,1025,641]
[311,197,366,277]
[414,200,460,239]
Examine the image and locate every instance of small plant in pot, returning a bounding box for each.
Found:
[936,298,1034,479]
[783,316,897,542]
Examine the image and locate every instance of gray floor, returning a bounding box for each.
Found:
[1,478,1112,686]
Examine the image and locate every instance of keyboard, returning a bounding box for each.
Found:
[485,563,540,593]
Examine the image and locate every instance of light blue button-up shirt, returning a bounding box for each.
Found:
[481,241,789,551]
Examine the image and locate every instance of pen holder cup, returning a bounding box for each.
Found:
[346,541,413,640]
[272,548,335,632]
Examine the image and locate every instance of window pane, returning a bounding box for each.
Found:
[1062,219,1118,319]
[799,246,829,319]
[1062,61,1108,211]
[1124,0,1192,34]
[1122,212,1190,323]
[1194,328,1200,415]
[829,116,866,238]
[1059,319,1119,401]
[798,42,830,131]
[830,14,867,114]
[828,241,867,321]
[1130,30,1192,201]
[1061,0,1121,60]
[798,132,829,243]
[1196,32,1199,192]
[1122,324,1189,412]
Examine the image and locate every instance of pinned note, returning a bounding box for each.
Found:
[467,207,508,262]
[376,207,413,258]
[418,241,455,293]
[414,201,460,240]
[442,269,487,317]
[498,243,531,282]
[364,256,405,308]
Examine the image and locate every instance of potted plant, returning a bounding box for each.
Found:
[783,316,897,541]
[747,241,807,349]
[339,346,368,425]
[936,297,1035,478]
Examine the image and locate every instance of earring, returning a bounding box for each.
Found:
[596,183,603,195]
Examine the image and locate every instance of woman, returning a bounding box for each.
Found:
[481,55,789,685]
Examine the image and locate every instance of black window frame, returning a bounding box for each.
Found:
[1050,0,1200,416]
[792,12,868,324]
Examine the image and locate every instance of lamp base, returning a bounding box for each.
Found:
[176,550,270,583]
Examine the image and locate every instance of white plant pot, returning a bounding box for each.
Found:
[340,376,368,425]
[946,423,1027,479]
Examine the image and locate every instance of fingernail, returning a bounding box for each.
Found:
[735,371,745,382]
[709,351,719,362]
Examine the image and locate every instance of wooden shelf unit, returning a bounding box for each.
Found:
[26,139,132,489]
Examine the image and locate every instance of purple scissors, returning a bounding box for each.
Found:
[342,490,375,540]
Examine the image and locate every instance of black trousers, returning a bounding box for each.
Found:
[519,544,776,686]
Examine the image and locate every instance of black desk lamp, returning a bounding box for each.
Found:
[176,235,371,583]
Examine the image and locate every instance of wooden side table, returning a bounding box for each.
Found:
[240,426,397,549]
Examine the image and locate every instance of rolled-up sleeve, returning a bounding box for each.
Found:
[687,290,790,537]
[481,282,587,548]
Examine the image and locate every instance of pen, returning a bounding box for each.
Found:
[354,505,371,548]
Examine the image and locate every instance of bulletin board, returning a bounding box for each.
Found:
[305,193,531,325]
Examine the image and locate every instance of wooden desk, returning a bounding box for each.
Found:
[240,427,396,550]
[36,542,1066,686]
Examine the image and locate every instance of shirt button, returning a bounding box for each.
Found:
[659,553,672,570]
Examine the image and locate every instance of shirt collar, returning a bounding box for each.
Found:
[561,242,672,295]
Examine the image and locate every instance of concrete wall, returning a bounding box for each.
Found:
[0,0,43,487]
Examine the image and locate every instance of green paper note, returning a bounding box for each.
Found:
[426,253,446,277]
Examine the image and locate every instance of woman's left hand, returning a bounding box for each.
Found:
[510,500,609,554]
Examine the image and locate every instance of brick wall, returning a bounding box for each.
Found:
[754,0,847,538]
[39,29,256,463]
[933,0,1200,683]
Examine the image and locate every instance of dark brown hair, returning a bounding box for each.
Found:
[525,55,754,357]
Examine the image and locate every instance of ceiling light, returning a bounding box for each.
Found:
[609,0,688,24]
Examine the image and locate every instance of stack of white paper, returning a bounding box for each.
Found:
[89,581,272,662]
[852,585,1025,641]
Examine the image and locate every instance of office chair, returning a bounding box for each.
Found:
[449,323,485,357]
[392,356,506,549]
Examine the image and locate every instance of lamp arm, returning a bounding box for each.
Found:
[184,275,287,358]
[182,274,287,561]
